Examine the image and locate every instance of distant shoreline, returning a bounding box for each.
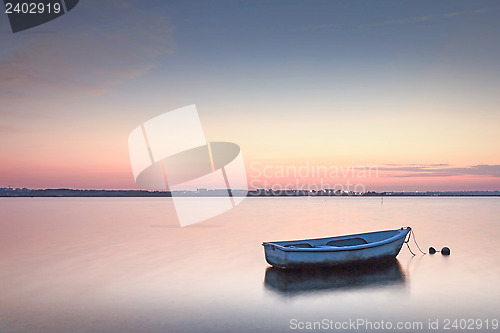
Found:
[1,188,499,197]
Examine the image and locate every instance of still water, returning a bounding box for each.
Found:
[0,197,499,332]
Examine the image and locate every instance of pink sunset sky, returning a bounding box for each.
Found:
[1,1,499,192]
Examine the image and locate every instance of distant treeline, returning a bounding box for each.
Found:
[1,188,499,197]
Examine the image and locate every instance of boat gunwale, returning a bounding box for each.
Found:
[262,227,410,253]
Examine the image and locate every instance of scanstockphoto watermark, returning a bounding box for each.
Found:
[249,161,379,194]
[289,318,499,331]
[128,105,248,227]
[4,0,80,33]
[290,318,423,331]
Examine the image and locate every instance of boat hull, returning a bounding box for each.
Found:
[263,228,410,269]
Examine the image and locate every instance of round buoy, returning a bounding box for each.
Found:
[429,247,436,254]
[441,247,451,255]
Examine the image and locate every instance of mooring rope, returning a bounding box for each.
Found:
[404,230,416,256]
[411,229,426,255]
[405,228,426,256]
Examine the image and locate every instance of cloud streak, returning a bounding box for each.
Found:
[0,0,173,103]
[298,7,492,32]
[0,125,25,135]
[379,164,500,178]
[379,8,490,26]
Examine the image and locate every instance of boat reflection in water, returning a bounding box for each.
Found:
[264,259,406,296]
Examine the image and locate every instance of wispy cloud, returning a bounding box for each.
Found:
[382,163,449,168]
[379,8,490,26]
[379,164,500,178]
[0,0,173,102]
[0,125,25,135]
[298,7,493,32]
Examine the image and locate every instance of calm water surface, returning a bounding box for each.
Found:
[1,197,499,332]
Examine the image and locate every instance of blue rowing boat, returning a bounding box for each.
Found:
[262,227,411,269]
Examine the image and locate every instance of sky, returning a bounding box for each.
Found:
[1,0,499,191]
